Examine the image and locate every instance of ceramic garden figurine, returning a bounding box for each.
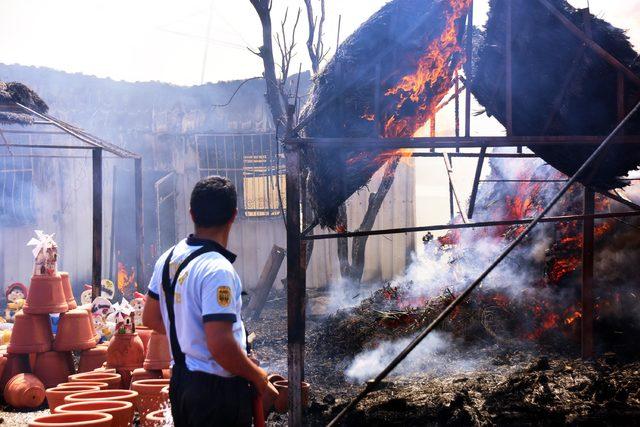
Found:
[27,230,58,276]
[4,283,28,322]
[112,299,135,334]
[131,292,146,326]
[80,285,93,306]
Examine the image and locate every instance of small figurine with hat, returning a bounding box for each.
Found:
[5,282,28,322]
[131,292,146,326]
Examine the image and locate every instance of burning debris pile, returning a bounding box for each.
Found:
[0,81,49,125]
[301,0,471,228]
[473,0,640,189]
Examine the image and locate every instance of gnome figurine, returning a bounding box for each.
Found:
[131,292,146,326]
[4,283,27,322]
[112,299,135,334]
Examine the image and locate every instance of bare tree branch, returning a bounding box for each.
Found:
[304,0,327,74]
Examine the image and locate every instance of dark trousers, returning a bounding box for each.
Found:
[170,365,253,427]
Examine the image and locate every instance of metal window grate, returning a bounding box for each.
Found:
[196,133,285,218]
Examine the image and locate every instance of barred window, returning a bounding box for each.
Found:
[196,133,285,218]
[0,155,35,226]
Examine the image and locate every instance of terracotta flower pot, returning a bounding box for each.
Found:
[58,272,78,310]
[23,274,68,314]
[262,374,285,416]
[45,385,100,411]
[78,347,108,373]
[116,368,133,390]
[136,326,153,353]
[63,388,139,407]
[93,367,117,373]
[28,412,113,427]
[55,400,134,427]
[54,309,97,352]
[145,408,173,427]
[57,381,109,390]
[272,380,310,414]
[131,378,170,420]
[0,355,7,381]
[107,333,145,371]
[68,372,122,389]
[142,332,170,371]
[130,368,163,385]
[8,312,53,354]
[33,351,75,389]
[0,354,30,390]
[4,373,46,408]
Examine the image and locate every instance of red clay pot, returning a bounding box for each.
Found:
[93,367,117,373]
[78,346,108,373]
[136,326,153,353]
[54,309,98,352]
[273,380,310,414]
[130,378,170,420]
[116,368,133,389]
[160,386,169,406]
[33,351,75,389]
[4,373,46,408]
[145,408,172,427]
[130,368,163,385]
[28,412,113,427]
[45,385,100,411]
[57,381,109,390]
[0,354,30,390]
[23,274,68,314]
[8,312,53,354]
[142,332,170,371]
[63,388,139,407]
[55,400,134,427]
[107,333,145,371]
[68,372,122,389]
[58,272,78,310]
[0,355,7,381]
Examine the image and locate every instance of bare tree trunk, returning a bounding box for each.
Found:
[303,0,327,74]
[249,0,286,128]
[337,157,401,282]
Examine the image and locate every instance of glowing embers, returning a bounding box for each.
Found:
[384,0,472,138]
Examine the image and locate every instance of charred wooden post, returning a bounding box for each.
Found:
[134,157,145,293]
[464,0,473,138]
[467,147,486,219]
[581,187,595,359]
[249,245,286,321]
[92,148,103,300]
[286,141,307,426]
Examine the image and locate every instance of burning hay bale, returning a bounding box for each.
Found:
[473,0,640,190]
[300,0,471,228]
[0,81,49,125]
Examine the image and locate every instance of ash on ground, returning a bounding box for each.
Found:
[246,288,640,426]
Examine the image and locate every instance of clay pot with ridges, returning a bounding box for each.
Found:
[0,355,7,382]
[57,381,109,390]
[78,346,108,373]
[107,333,145,371]
[28,412,113,427]
[58,272,78,310]
[93,367,117,373]
[145,408,172,427]
[130,368,163,386]
[55,400,134,427]
[0,354,30,390]
[53,309,97,352]
[136,326,153,353]
[116,368,134,389]
[272,380,310,414]
[23,274,68,314]
[45,385,100,411]
[142,332,170,371]
[160,385,169,406]
[68,372,122,389]
[130,378,170,420]
[33,351,75,389]
[8,312,53,354]
[63,388,139,407]
[4,373,46,408]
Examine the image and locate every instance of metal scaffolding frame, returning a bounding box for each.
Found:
[0,101,144,298]
[280,0,640,424]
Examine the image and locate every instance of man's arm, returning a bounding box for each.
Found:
[205,321,277,397]
[142,297,166,334]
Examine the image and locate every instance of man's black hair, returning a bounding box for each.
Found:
[190,176,237,227]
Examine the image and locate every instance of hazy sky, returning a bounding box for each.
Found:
[1,0,637,85]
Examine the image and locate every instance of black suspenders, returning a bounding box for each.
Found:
[161,244,218,367]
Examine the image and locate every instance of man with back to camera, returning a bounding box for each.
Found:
[143,176,278,426]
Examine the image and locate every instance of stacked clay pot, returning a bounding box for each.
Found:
[146,408,173,427]
[130,378,170,424]
[69,371,123,390]
[45,384,100,411]
[55,400,134,427]
[142,332,171,371]
[78,346,108,373]
[106,332,145,388]
[54,308,98,351]
[63,388,139,407]
[58,272,78,310]
[28,412,113,427]
[33,351,75,389]
[23,274,68,314]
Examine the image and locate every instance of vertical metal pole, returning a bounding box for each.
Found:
[506,0,517,152]
[286,143,306,426]
[134,158,145,295]
[92,149,103,300]
[464,0,473,138]
[581,187,595,359]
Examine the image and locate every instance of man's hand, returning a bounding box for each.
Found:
[253,371,279,400]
